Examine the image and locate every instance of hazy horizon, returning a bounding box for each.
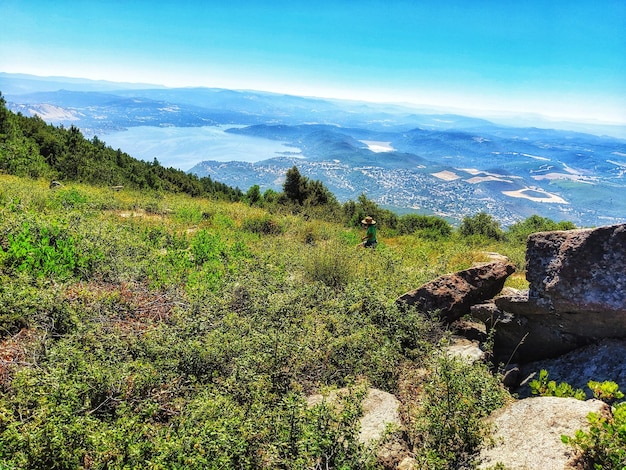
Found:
[3,70,626,139]
[2,0,625,127]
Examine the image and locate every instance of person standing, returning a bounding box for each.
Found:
[359,216,377,248]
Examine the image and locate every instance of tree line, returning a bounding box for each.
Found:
[0,93,243,200]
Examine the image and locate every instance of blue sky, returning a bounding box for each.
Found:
[2,0,625,124]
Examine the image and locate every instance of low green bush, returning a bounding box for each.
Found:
[398,213,452,239]
[302,241,356,289]
[459,212,505,241]
[562,392,626,469]
[506,214,576,244]
[529,369,586,400]
[410,351,510,468]
[241,214,283,235]
[0,220,99,280]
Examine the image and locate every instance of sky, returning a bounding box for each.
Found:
[2,0,626,125]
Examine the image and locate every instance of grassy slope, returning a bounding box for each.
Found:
[0,175,517,469]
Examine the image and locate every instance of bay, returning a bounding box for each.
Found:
[102,125,302,171]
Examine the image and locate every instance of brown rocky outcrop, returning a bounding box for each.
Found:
[395,261,515,323]
[390,225,625,468]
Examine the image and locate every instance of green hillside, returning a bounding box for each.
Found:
[0,93,243,201]
[0,94,590,469]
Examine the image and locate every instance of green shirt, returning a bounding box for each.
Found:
[365,225,377,242]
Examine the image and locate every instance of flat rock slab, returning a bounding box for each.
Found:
[478,397,610,470]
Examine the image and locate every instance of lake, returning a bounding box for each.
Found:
[101,125,302,171]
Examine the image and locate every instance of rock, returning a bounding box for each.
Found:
[516,338,626,399]
[307,387,402,445]
[470,301,502,330]
[525,223,626,337]
[452,319,487,342]
[494,288,550,316]
[397,456,417,470]
[446,336,486,363]
[358,388,403,445]
[480,252,511,264]
[375,438,412,470]
[473,224,626,363]
[396,262,516,323]
[478,397,610,470]
[472,299,586,364]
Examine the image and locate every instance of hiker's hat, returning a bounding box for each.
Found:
[361,216,376,225]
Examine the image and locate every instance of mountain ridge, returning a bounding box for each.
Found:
[2,72,625,227]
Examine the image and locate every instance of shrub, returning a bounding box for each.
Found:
[529,369,586,400]
[241,215,283,235]
[459,212,504,241]
[506,215,576,244]
[399,213,452,239]
[175,205,205,224]
[562,400,626,469]
[302,241,356,289]
[0,220,101,280]
[190,229,227,266]
[410,352,510,468]
[55,188,89,209]
[0,275,75,338]
[588,380,625,405]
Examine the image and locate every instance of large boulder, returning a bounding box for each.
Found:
[471,224,626,363]
[478,397,611,470]
[396,262,515,323]
[525,223,626,335]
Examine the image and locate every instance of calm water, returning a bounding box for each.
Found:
[102,125,302,171]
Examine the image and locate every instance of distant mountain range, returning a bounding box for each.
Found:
[2,72,625,227]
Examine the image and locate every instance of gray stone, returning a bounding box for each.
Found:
[358,388,402,445]
[478,397,610,470]
[307,387,402,445]
[516,338,626,399]
[526,223,626,320]
[446,336,486,363]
